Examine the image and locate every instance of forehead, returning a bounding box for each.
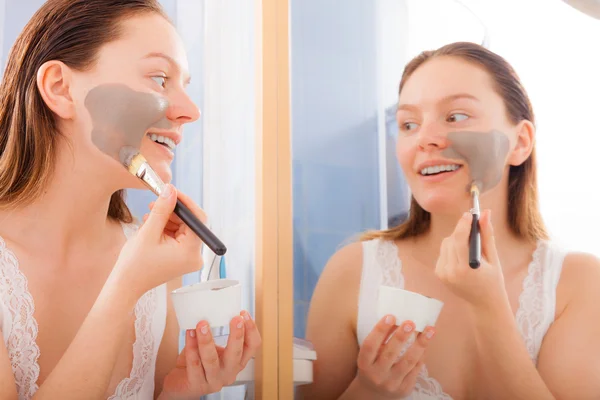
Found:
[399,56,498,106]
[97,13,189,72]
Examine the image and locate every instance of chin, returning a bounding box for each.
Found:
[117,157,172,190]
[414,190,470,215]
[139,139,174,184]
[145,157,173,183]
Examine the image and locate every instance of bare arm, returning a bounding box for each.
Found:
[536,253,600,398]
[0,331,18,400]
[298,243,363,400]
[154,277,184,399]
[471,295,555,399]
[32,274,140,400]
[472,253,600,400]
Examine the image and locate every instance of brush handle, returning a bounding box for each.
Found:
[174,199,227,256]
[469,213,481,269]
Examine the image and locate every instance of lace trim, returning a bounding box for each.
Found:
[121,222,139,241]
[514,241,546,365]
[107,222,158,399]
[414,366,453,400]
[0,237,41,399]
[108,287,157,400]
[375,239,452,399]
[0,222,156,400]
[374,238,547,399]
[376,239,405,288]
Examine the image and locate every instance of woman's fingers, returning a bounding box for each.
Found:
[184,329,207,386]
[373,321,415,372]
[453,212,472,268]
[176,191,208,224]
[390,327,435,378]
[221,316,245,384]
[147,202,184,227]
[358,316,397,370]
[195,322,222,392]
[240,311,261,367]
[397,360,424,394]
[143,213,181,235]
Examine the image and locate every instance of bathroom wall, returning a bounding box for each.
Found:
[289,0,488,339]
[290,0,383,339]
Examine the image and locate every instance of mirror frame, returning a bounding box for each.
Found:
[254,0,294,398]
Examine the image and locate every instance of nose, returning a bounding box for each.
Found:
[417,121,449,151]
[166,89,201,124]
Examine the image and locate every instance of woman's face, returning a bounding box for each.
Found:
[396,56,523,215]
[68,12,199,187]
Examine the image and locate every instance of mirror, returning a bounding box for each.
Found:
[290,0,600,397]
[289,0,486,351]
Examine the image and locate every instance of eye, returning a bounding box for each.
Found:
[400,122,419,132]
[447,113,469,123]
[150,76,167,88]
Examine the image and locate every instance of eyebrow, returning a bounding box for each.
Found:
[142,52,191,85]
[397,93,480,112]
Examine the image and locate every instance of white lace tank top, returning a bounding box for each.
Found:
[0,222,168,400]
[357,239,565,400]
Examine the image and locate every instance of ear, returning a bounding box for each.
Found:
[36,60,75,120]
[507,120,535,166]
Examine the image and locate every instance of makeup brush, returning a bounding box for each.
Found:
[443,130,511,270]
[468,182,481,269]
[120,146,227,256]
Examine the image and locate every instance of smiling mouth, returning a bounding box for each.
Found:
[419,164,462,176]
[147,133,176,151]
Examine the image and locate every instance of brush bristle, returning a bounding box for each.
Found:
[119,146,147,174]
[128,153,147,174]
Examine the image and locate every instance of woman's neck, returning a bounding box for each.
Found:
[0,147,122,260]
[410,193,536,274]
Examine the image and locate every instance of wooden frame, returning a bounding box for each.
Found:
[254,0,293,398]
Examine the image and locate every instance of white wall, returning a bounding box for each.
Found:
[473,0,600,255]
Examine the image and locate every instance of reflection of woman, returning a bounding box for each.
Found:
[0,1,260,399]
[301,42,600,399]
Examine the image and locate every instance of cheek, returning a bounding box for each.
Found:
[396,136,416,174]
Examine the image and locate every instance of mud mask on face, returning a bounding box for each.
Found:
[441,130,510,269]
[442,130,510,193]
[84,83,228,256]
[84,83,172,163]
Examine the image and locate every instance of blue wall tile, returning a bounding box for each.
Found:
[291,0,382,338]
[294,301,309,338]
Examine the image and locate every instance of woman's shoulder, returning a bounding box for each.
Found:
[559,250,600,291]
[317,237,396,288]
[323,241,364,275]
[553,248,600,316]
[312,241,364,298]
[539,238,600,285]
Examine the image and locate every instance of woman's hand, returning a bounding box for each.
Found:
[110,185,207,300]
[159,311,262,399]
[435,210,508,311]
[353,315,435,399]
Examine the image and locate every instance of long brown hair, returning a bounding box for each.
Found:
[0,0,167,222]
[363,42,548,243]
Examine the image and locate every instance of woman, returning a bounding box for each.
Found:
[301,42,600,399]
[0,1,260,399]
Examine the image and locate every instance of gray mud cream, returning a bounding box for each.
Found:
[85,83,172,162]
